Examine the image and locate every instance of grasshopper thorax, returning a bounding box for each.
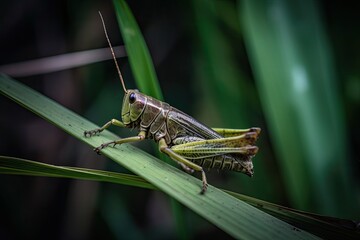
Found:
[121,89,147,125]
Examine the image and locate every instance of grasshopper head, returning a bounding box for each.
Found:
[121,90,147,125]
[98,13,146,127]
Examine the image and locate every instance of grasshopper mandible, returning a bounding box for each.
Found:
[84,13,261,194]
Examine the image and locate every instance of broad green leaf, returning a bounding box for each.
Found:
[0,74,318,239]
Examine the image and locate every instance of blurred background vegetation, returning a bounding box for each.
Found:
[1,0,359,239]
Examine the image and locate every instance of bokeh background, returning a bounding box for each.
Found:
[1,0,359,239]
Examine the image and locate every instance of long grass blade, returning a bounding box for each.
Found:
[1,155,358,239]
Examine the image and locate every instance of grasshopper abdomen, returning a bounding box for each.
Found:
[193,155,254,177]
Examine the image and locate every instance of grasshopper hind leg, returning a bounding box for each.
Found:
[178,162,195,174]
[158,139,208,194]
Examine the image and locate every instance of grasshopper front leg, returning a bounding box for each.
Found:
[158,139,208,194]
[84,119,125,137]
[93,131,146,154]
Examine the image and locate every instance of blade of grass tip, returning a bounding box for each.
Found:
[0,74,320,239]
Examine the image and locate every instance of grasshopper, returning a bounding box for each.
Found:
[84,13,261,194]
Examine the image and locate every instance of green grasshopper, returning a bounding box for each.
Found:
[84,13,261,194]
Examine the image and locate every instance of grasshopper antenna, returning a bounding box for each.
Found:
[98,11,127,93]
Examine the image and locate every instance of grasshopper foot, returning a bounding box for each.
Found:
[84,129,103,137]
[93,141,114,154]
[94,145,103,155]
[200,182,208,195]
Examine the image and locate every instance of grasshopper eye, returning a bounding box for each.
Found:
[129,93,136,104]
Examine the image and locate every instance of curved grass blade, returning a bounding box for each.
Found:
[0,74,319,239]
[1,155,358,239]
